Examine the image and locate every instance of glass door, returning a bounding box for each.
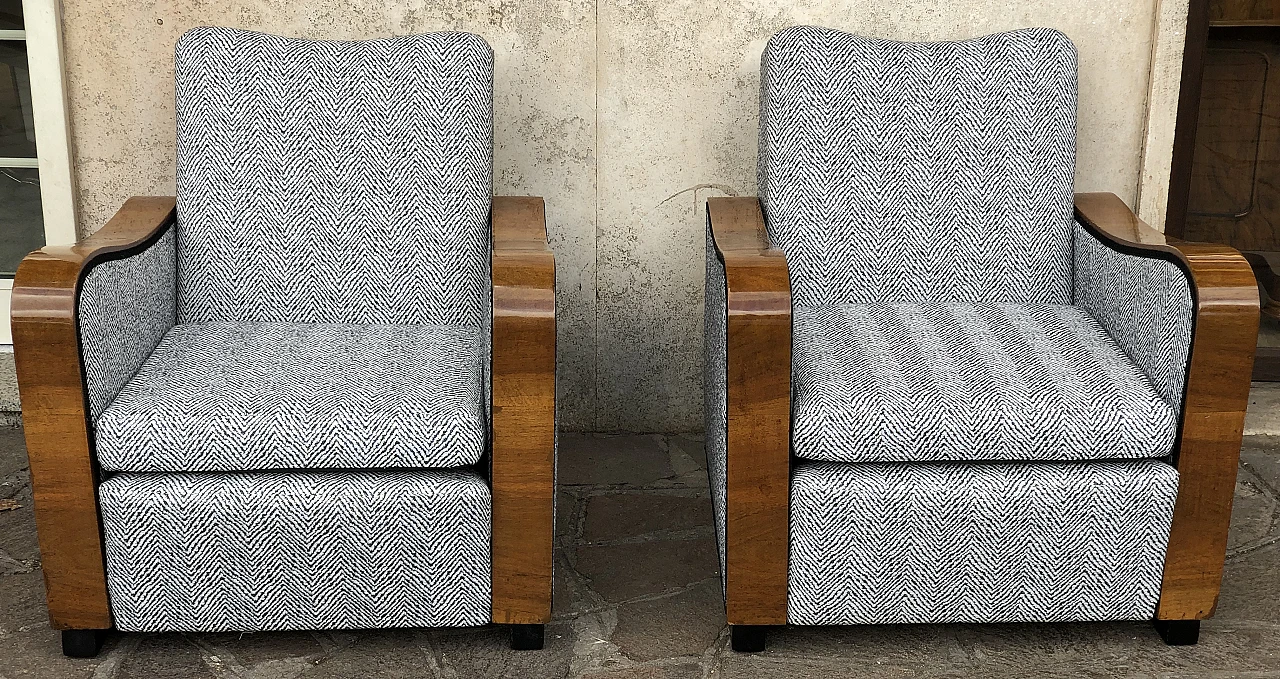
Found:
[1,0,78,344]
[0,2,45,281]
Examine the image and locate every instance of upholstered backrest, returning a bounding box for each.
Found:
[174,27,492,325]
[758,26,1077,306]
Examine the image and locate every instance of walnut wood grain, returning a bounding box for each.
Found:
[12,196,177,630]
[707,197,791,626]
[490,196,556,625]
[1075,192,1259,621]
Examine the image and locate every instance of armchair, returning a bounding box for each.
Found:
[13,28,555,657]
[706,26,1258,652]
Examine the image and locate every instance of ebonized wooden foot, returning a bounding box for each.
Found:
[1154,619,1200,646]
[510,624,544,650]
[61,629,106,658]
[730,624,767,652]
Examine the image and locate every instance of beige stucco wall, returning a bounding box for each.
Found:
[55,0,1188,432]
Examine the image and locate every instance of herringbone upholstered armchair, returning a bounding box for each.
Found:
[12,27,556,657]
[706,25,1259,652]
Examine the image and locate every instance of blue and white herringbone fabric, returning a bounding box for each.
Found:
[759,26,1077,305]
[788,460,1178,625]
[1074,221,1194,412]
[174,27,492,326]
[790,303,1178,462]
[704,224,729,589]
[78,227,177,420]
[100,470,491,631]
[95,323,485,472]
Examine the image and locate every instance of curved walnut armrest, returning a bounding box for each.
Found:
[1075,192,1259,621]
[489,196,556,626]
[707,197,791,626]
[11,196,176,630]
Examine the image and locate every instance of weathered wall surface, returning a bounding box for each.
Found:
[57,0,1186,431]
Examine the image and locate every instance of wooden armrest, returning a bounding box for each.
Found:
[489,196,556,625]
[16,196,176,284]
[11,196,176,630]
[707,197,791,626]
[1075,192,1173,247]
[1076,192,1259,621]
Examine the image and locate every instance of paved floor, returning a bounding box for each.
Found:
[1,424,1280,678]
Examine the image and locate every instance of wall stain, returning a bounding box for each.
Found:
[656,183,739,215]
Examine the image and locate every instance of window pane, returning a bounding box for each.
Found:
[0,1,21,31]
[0,41,35,157]
[0,167,43,276]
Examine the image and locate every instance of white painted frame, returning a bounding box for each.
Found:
[0,0,78,344]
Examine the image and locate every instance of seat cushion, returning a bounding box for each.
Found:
[100,470,491,631]
[792,303,1178,462]
[789,459,1178,625]
[95,323,485,472]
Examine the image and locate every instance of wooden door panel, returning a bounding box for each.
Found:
[1187,43,1280,250]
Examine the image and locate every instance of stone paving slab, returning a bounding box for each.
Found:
[1245,383,1280,436]
[1,430,1279,678]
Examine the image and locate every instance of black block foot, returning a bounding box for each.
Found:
[61,629,106,658]
[730,625,767,652]
[510,624,544,650]
[1154,619,1200,646]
